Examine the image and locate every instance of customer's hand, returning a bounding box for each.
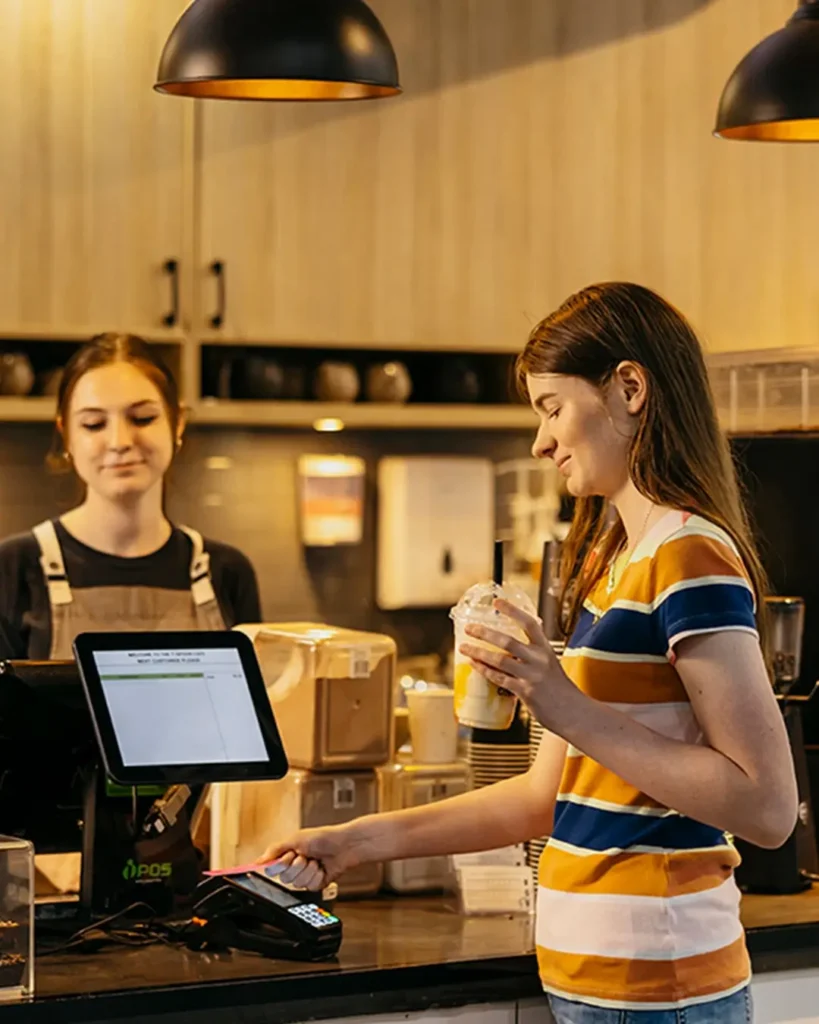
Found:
[257,823,364,889]
[459,598,582,731]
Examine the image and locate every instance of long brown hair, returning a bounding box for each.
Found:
[48,332,182,471]
[516,282,768,642]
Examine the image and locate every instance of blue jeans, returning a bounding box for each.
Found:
[548,988,753,1024]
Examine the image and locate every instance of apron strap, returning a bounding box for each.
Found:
[179,526,218,608]
[32,520,73,607]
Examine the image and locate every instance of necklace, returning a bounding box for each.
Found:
[606,503,654,594]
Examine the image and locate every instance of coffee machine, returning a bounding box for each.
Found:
[735,596,819,894]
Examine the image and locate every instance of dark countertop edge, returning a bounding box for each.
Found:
[748,922,819,972]
[4,956,544,1024]
[6,926,819,1023]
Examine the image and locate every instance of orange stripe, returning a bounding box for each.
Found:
[539,846,740,898]
[537,935,750,1004]
[586,529,748,614]
[562,658,687,704]
[588,559,654,610]
[653,535,749,596]
[559,756,665,810]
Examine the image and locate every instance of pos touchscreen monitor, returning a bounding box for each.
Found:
[73,631,288,786]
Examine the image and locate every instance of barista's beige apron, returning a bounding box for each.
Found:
[31,519,226,894]
[32,519,226,659]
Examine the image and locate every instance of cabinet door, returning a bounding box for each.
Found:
[196,0,819,355]
[0,0,190,338]
[195,0,535,352]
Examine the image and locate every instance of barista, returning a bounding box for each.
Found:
[0,333,261,659]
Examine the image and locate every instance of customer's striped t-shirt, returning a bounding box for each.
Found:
[536,510,758,1009]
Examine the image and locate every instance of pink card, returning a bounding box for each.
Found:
[203,860,285,878]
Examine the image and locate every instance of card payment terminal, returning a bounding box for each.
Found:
[187,870,342,961]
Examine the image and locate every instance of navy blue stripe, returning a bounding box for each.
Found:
[552,800,725,853]
[567,582,755,656]
[572,607,599,647]
[572,606,667,657]
[660,583,756,640]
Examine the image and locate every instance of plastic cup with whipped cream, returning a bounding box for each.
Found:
[450,581,537,730]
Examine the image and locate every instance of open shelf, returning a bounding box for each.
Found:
[0,396,57,422]
[9,347,816,436]
[0,394,535,431]
[192,399,536,431]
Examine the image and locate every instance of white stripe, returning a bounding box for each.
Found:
[677,518,743,557]
[536,876,744,961]
[546,837,675,857]
[583,597,604,618]
[668,624,759,650]
[562,646,668,665]
[566,744,583,759]
[630,510,685,561]
[632,513,742,563]
[541,976,751,1012]
[556,793,678,818]
[545,836,734,858]
[609,574,754,617]
[654,515,741,558]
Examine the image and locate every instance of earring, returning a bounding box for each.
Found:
[62,450,73,466]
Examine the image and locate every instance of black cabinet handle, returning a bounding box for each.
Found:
[162,258,179,327]
[209,260,225,329]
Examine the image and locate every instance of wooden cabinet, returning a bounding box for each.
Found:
[195,0,819,355]
[2,0,818,366]
[195,0,542,352]
[0,0,190,339]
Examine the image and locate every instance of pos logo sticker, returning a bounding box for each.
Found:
[122,858,172,881]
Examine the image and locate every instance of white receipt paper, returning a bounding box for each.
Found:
[93,647,269,767]
[454,864,534,917]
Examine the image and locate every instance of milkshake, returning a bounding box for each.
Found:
[450,581,538,730]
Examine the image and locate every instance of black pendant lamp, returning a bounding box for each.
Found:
[155,0,401,101]
[715,0,819,140]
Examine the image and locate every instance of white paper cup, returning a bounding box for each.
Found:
[406,688,459,764]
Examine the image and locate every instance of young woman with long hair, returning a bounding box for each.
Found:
[260,283,796,1022]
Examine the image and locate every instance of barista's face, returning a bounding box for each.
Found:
[63,361,178,504]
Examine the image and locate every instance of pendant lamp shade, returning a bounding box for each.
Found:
[155,0,401,101]
[715,1,819,140]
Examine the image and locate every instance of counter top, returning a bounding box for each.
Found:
[5,888,819,1024]
[742,884,819,971]
[742,882,819,930]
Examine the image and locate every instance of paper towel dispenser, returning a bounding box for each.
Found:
[376,456,494,609]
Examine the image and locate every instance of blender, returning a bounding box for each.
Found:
[767,596,805,695]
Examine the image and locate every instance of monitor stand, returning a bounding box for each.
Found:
[80,765,203,919]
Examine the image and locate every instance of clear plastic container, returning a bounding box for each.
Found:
[450,582,537,730]
[209,770,383,897]
[234,623,396,770]
[377,761,471,892]
[0,836,34,1003]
